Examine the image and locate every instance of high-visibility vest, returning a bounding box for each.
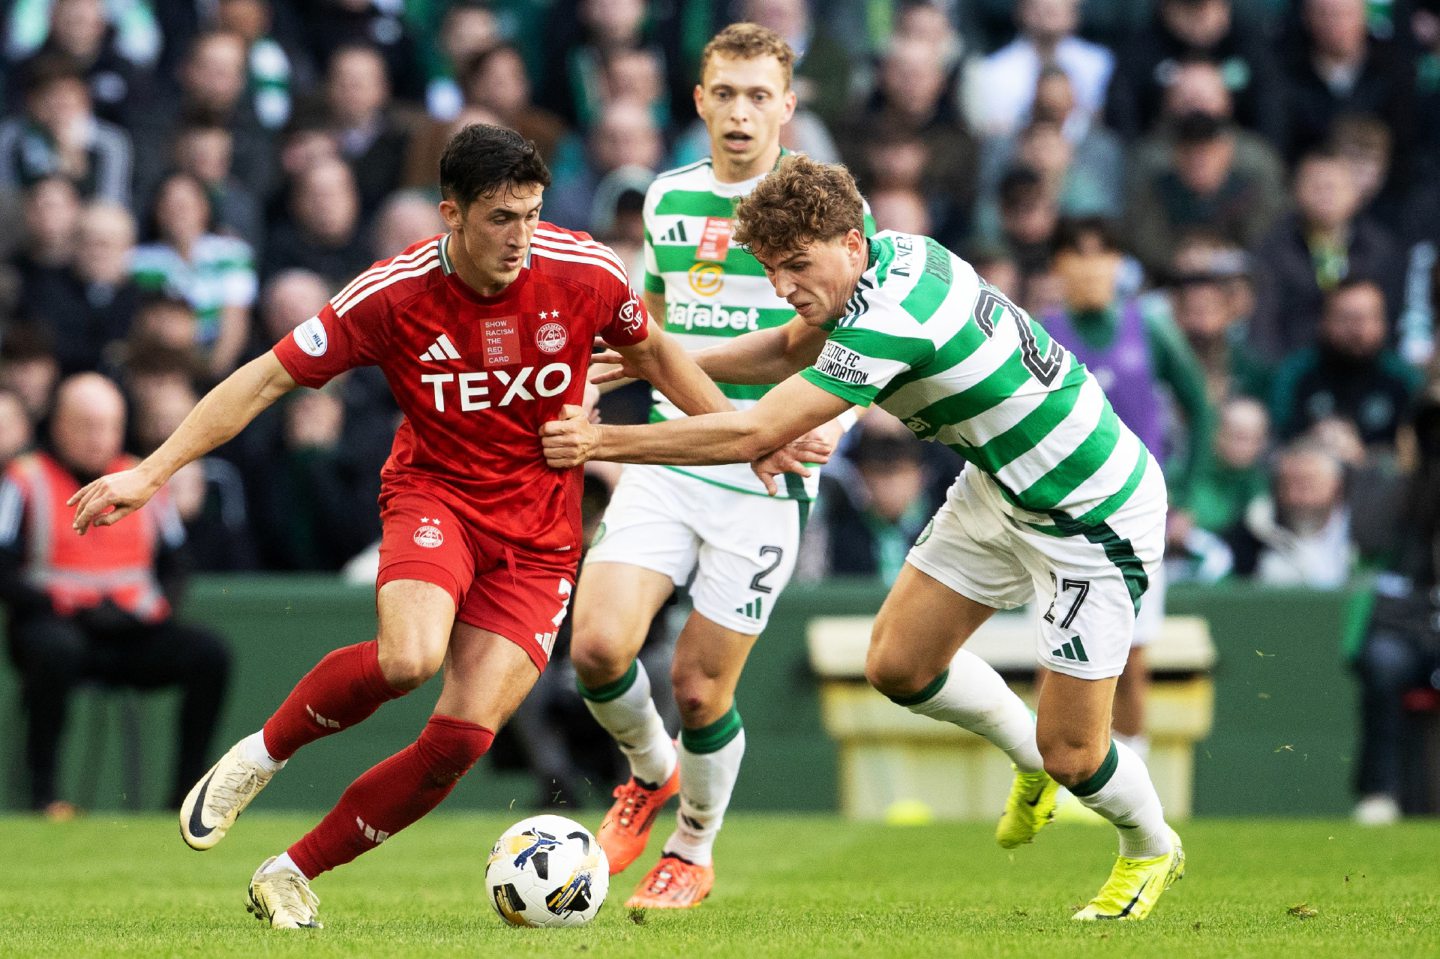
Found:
[7,452,171,623]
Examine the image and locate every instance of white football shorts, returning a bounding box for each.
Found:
[906,460,1167,679]
[584,464,807,634]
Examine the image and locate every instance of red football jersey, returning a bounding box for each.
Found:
[272,226,650,552]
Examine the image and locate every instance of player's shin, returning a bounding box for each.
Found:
[577,659,676,786]
[1071,739,1172,858]
[286,715,494,879]
[663,708,745,866]
[262,640,407,761]
[891,649,1044,771]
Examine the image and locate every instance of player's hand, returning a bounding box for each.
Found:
[542,404,601,468]
[750,437,833,496]
[68,468,162,535]
[589,336,639,384]
[581,381,602,424]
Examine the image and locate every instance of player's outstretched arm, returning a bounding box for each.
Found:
[69,352,298,534]
[543,373,850,476]
[693,316,829,385]
[613,322,733,417]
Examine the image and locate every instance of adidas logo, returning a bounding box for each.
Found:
[660,221,689,244]
[356,816,390,844]
[1051,636,1090,663]
[418,333,462,362]
[734,597,764,620]
[306,704,340,729]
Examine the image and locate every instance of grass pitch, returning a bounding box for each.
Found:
[3,813,1437,958]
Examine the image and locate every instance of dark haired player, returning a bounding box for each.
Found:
[68,124,754,929]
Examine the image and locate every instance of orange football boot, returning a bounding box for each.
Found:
[624,854,714,909]
[597,766,680,874]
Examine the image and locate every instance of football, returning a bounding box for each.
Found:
[485,815,609,927]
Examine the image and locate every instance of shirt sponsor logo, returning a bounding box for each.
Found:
[535,322,568,354]
[687,262,724,297]
[420,362,573,412]
[294,317,328,357]
[666,301,760,333]
[814,341,867,385]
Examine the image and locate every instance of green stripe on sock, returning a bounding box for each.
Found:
[681,705,743,754]
[887,668,949,707]
[576,660,638,703]
[1070,741,1119,798]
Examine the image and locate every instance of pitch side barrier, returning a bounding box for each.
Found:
[0,577,1372,815]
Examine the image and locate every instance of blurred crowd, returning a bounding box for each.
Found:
[0,0,1436,820]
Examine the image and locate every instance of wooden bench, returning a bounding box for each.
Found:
[806,612,1217,821]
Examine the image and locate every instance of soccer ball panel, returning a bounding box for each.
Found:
[486,815,609,927]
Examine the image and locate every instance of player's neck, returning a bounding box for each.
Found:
[711,143,782,185]
[450,238,516,297]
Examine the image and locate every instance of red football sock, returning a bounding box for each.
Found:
[262,641,405,761]
[288,715,494,878]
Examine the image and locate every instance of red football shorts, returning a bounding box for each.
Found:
[375,490,577,671]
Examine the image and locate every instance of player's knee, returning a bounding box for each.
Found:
[568,633,633,688]
[377,645,443,691]
[863,644,922,699]
[671,669,725,727]
[1040,741,1108,789]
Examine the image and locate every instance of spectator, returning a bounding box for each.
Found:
[801,413,938,584]
[0,388,35,468]
[974,0,1114,139]
[1226,440,1355,586]
[741,0,856,129]
[296,0,425,104]
[0,54,132,205]
[0,373,230,817]
[252,268,331,355]
[968,243,1023,304]
[1044,218,1216,512]
[262,156,370,286]
[0,325,61,425]
[1185,395,1272,537]
[543,0,658,127]
[994,167,1060,281]
[868,186,932,237]
[5,0,159,72]
[543,99,662,233]
[1167,234,1267,403]
[129,30,275,210]
[11,0,147,125]
[1350,387,1440,824]
[1330,112,1402,235]
[1106,0,1284,143]
[418,0,501,121]
[1248,149,1404,364]
[321,43,412,219]
[839,35,977,242]
[1124,111,1284,276]
[456,43,572,165]
[20,200,139,376]
[1278,0,1414,165]
[10,175,81,313]
[977,115,1120,243]
[1270,278,1422,453]
[171,119,264,252]
[131,172,257,379]
[369,190,445,262]
[216,0,312,132]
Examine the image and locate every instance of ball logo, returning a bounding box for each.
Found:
[413,524,444,548]
[294,317,328,357]
[687,263,724,297]
[536,322,567,354]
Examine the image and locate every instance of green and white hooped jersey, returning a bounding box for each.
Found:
[642,154,862,499]
[801,231,1155,532]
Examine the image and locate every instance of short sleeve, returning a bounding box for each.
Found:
[272,297,383,388]
[596,267,651,348]
[800,323,933,407]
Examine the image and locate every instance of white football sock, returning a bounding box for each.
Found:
[242,730,286,773]
[261,852,305,878]
[896,649,1044,772]
[1072,740,1172,859]
[663,710,746,867]
[579,660,676,787]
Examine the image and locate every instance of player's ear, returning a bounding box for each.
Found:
[693,83,704,116]
[439,199,462,231]
[782,88,797,123]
